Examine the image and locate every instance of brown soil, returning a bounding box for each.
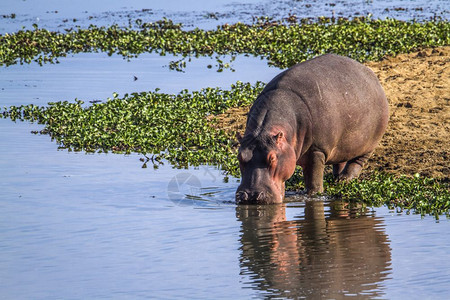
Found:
[214,47,450,179]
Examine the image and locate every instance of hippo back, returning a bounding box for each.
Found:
[261,54,389,163]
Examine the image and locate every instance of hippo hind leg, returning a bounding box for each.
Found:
[338,153,371,181]
[332,162,347,179]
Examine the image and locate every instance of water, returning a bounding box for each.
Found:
[0,0,448,33]
[1,1,450,299]
[1,124,449,299]
[0,52,280,106]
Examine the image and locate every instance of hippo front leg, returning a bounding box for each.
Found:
[302,151,325,195]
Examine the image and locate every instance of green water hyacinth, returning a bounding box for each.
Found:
[325,173,449,218]
[0,18,448,68]
[1,81,264,172]
[286,168,449,218]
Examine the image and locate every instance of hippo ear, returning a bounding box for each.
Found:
[236,132,243,143]
[275,131,284,145]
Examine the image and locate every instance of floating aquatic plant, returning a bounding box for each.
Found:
[0,18,448,69]
[286,168,449,218]
[1,82,264,173]
[325,172,449,218]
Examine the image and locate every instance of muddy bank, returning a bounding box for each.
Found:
[214,46,449,179]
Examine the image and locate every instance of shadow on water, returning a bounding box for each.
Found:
[236,200,392,299]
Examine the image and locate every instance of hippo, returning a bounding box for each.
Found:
[236,54,389,204]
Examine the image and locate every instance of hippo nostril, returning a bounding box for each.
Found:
[256,192,264,202]
[239,191,249,202]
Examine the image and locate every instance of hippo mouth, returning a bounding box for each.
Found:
[236,190,272,204]
[235,185,284,205]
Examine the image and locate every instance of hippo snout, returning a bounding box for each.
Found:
[236,190,273,204]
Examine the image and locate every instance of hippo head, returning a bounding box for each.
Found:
[236,131,297,204]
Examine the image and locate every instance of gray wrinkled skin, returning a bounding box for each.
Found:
[236,54,389,204]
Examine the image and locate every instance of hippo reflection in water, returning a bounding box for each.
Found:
[236,54,389,203]
[236,201,392,298]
